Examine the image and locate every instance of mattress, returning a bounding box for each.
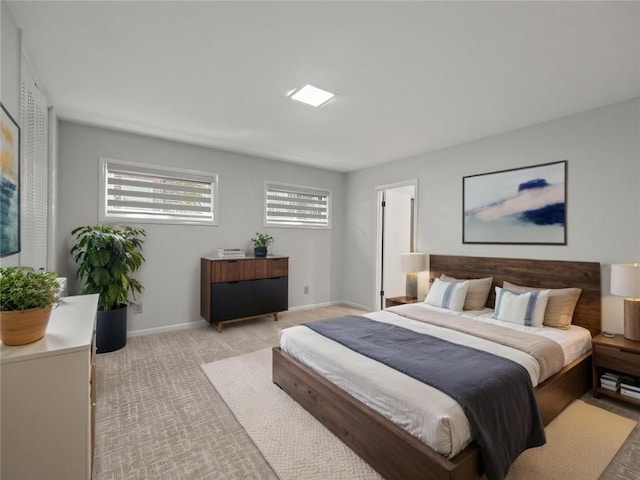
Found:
[279,303,592,458]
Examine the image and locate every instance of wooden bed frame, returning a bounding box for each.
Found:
[272,255,601,480]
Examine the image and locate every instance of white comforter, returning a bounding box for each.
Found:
[279,303,592,458]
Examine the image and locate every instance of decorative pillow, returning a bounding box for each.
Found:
[503,281,582,329]
[493,287,550,327]
[424,278,469,312]
[441,274,492,310]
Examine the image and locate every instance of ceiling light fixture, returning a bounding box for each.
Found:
[288,84,335,107]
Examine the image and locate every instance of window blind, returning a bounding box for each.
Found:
[100,159,217,225]
[20,58,49,269]
[265,182,331,227]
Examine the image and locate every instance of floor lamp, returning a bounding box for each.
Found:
[400,252,426,300]
[611,263,640,341]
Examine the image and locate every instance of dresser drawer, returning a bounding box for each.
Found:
[267,258,288,278]
[594,344,640,376]
[211,259,268,282]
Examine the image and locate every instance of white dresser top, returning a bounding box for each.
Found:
[1,294,98,364]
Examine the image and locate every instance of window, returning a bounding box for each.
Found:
[265,182,331,228]
[99,158,218,225]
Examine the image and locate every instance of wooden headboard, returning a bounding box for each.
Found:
[429,255,601,337]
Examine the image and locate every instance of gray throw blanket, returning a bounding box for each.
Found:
[305,316,545,480]
[389,303,565,382]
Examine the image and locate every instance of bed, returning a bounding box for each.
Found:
[272,255,601,480]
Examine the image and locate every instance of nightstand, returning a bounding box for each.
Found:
[385,296,420,308]
[592,333,640,407]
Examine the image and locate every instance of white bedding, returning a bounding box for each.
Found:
[279,303,592,458]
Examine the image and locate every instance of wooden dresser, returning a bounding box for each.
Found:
[1,294,99,480]
[201,256,289,331]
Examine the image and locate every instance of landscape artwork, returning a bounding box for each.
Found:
[463,161,567,245]
[1,103,21,256]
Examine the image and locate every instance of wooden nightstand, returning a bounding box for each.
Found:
[385,296,420,308]
[592,333,640,407]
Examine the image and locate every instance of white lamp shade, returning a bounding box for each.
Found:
[400,252,426,273]
[611,263,640,298]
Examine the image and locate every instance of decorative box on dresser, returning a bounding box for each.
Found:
[201,256,289,331]
[592,333,640,407]
[1,294,99,480]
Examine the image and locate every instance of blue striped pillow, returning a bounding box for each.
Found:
[424,278,470,312]
[493,287,550,327]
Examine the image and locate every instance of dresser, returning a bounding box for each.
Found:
[201,256,289,331]
[1,294,98,480]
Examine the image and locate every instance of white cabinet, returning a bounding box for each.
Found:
[1,294,98,480]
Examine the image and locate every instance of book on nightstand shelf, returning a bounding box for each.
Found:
[600,372,621,392]
[619,376,640,399]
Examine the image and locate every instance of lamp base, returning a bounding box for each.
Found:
[405,272,418,300]
[623,298,640,341]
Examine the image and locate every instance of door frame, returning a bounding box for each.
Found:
[374,179,419,310]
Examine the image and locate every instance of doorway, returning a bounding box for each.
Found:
[374,179,418,310]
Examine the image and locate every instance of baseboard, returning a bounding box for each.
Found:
[128,301,370,336]
[288,300,369,312]
[128,320,204,337]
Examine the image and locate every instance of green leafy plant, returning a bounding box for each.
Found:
[251,232,274,248]
[70,225,146,311]
[0,267,60,311]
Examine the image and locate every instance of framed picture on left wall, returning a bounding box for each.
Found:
[0,103,21,256]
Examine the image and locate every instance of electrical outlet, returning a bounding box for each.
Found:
[130,303,143,314]
[304,286,309,294]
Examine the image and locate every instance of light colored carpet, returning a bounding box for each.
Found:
[203,348,636,480]
[93,305,640,480]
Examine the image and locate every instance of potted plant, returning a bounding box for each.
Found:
[251,232,274,257]
[0,267,60,345]
[70,225,145,353]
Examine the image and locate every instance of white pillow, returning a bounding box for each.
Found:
[493,287,550,327]
[424,278,470,312]
[441,274,493,310]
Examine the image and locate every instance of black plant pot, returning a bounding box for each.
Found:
[96,304,127,353]
[254,246,267,257]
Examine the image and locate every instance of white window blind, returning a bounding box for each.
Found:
[20,56,49,270]
[99,158,218,225]
[265,182,331,228]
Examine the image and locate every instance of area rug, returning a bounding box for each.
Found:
[202,348,636,480]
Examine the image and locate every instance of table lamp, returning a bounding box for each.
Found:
[400,252,426,300]
[611,263,640,341]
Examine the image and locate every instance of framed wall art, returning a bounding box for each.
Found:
[463,160,567,245]
[1,103,21,256]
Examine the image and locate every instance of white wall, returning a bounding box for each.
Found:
[344,98,640,334]
[57,122,347,333]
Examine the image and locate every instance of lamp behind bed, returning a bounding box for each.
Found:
[400,252,426,300]
[611,263,640,341]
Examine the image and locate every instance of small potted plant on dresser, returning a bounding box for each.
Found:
[0,267,60,345]
[71,225,145,353]
[251,232,274,257]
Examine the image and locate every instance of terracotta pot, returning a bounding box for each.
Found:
[0,307,52,346]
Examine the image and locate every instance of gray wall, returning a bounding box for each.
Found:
[57,122,347,333]
[344,98,640,334]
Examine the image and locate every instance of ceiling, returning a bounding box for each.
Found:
[7,1,640,173]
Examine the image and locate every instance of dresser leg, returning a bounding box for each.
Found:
[274,312,279,321]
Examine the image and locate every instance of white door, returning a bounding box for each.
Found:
[375,181,418,310]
